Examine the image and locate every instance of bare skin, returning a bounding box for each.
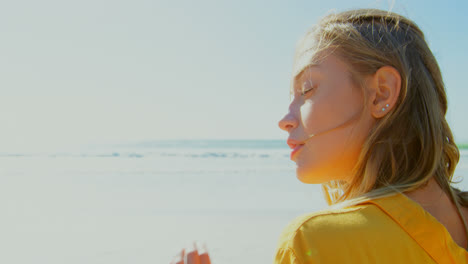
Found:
[404,178,468,249]
[170,246,211,264]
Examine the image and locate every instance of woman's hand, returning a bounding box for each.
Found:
[170,243,211,264]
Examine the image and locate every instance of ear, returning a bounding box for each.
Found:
[367,66,401,118]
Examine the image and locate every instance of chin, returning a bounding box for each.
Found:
[296,166,330,184]
[296,166,346,184]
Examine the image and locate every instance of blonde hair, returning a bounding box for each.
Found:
[294,8,468,228]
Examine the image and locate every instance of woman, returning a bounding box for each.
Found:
[172,8,468,264]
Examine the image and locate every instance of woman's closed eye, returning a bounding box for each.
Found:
[301,80,316,96]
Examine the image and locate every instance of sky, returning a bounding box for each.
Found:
[0,0,467,151]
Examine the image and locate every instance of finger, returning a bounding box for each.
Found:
[185,246,200,264]
[199,253,211,264]
[199,243,211,264]
[171,248,185,264]
[180,248,186,264]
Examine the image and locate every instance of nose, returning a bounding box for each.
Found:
[278,111,298,132]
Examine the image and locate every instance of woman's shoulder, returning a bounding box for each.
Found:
[277,203,381,247]
[275,201,408,251]
[275,203,409,263]
[274,200,441,263]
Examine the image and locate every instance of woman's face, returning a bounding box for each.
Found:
[278,54,375,184]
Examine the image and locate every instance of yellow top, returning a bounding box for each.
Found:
[274,192,468,264]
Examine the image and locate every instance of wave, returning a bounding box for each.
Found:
[0,150,289,159]
[122,139,288,149]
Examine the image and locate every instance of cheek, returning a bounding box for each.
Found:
[299,101,314,131]
[295,89,368,182]
[299,97,343,135]
[300,88,363,135]
[294,129,361,183]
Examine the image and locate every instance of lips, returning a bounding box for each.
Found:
[287,138,305,160]
[290,144,304,160]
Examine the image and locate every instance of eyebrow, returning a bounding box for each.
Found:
[292,64,320,91]
[293,63,320,82]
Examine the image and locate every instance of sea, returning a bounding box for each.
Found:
[1,140,467,264]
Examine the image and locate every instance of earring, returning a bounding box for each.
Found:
[382,104,390,112]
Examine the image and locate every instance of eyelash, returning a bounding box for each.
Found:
[301,88,314,96]
[300,81,316,96]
